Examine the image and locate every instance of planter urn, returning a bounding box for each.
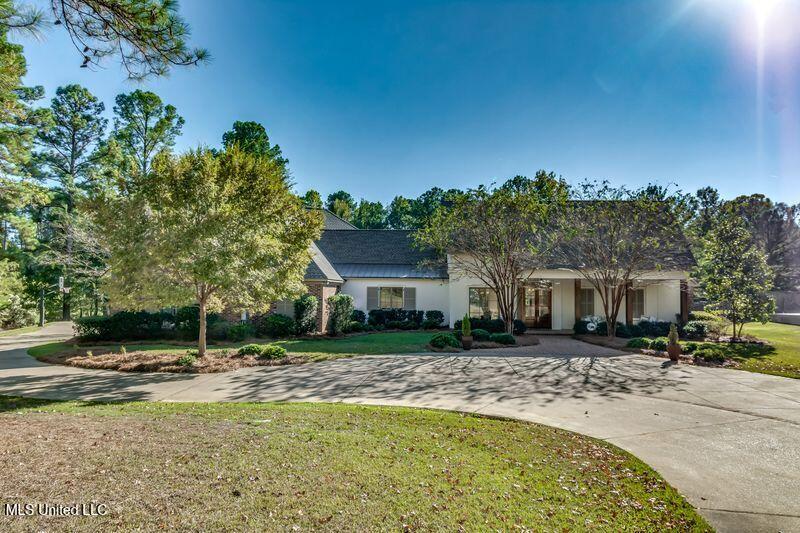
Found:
[462,335,473,350]
[667,344,681,362]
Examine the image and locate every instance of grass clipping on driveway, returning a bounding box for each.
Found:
[0,398,709,531]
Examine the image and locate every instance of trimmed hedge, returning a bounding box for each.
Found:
[74,310,176,341]
[471,328,491,341]
[227,322,254,342]
[453,317,506,334]
[489,333,516,345]
[258,314,295,338]
[294,295,319,335]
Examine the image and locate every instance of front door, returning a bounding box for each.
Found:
[523,281,552,329]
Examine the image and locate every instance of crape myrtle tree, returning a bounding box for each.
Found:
[698,212,775,340]
[553,182,689,338]
[416,172,569,334]
[95,146,322,356]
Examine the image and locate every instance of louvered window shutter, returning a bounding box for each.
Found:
[403,287,416,310]
[367,287,379,310]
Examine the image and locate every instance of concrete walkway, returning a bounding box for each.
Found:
[1,323,799,532]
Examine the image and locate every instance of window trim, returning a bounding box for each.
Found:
[377,286,404,310]
[630,287,646,319]
[579,287,595,318]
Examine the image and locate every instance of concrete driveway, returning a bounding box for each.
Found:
[1,323,798,532]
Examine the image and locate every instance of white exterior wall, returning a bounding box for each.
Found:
[340,278,450,323]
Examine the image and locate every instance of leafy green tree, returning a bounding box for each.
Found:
[387,195,414,229]
[352,199,387,229]
[325,190,355,219]
[0,0,208,80]
[95,146,323,355]
[302,189,322,209]
[416,173,569,333]
[222,121,286,167]
[0,257,35,328]
[112,90,184,180]
[409,187,462,229]
[553,181,688,337]
[698,213,775,340]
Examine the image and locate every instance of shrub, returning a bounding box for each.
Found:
[74,310,176,341]
[429,332,460,349]
[489,333,516,345]
[421,319,441,330]
[175,306,222,341]
[513,319,527,335]
[227,322,255,342]
[259,314,295,338]
[367,309,425,326]
[461,312,471,337]
[424,310,444,326]
[682,320,707,340]
[683,341,699,353]
[386,320,404,329]
[627,323,644,337]
[294,294,319,335]
[454,317,506,334]
[350,309,367,324]
[626,337,651,349]
[399,320,417,330]
[638,320,671,337]
[259,344,287,359]
[693,348,725,364]
[237,343,264,356]
[208,320,232,340]
[614,323,632,338]
[346,321,367,333]
[177,352,197,367]
[327,294,354,335]
[650,337,668,351]
[471,328,490,341]
[689,310,722,322]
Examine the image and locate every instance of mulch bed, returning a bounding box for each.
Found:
[39,348,306,373]
[428,334,541,353]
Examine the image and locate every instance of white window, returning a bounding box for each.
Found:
[469,287,498,318]
[367,287,416,310]
[579,288,595,318]
[630,288,645,319]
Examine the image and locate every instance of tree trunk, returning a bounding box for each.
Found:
[198,298,207,357]
[62,290,71,321]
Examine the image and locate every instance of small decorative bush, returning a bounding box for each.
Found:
[346,321,367,333]
[626,337,651,349]
[208,320,232,340]
[430,332,460,349]
[327,294,355,335]
[294,294,319,335]
[461,313,472,337]
[512,319,527,335]
[421,319,441,330]
[227,322,255,342]
[424,310,444,326]
[386,320,404,329]
[627,323,644,337]
[489,333,516,345]
[350,309,367,324]
[260,314,296,338]
[693,348,725,364]
[237,343,265,356]
[682,320,708,340]
[667,323,680,346]
[573,319,591,335]
[120,345,127,355]
[650,337,668,351]
[259,344,287,359]
[638,320,671,337]
[471,328,490,341]
[683,342,699,353]
[177,352,197,367]
[455,317,506,334]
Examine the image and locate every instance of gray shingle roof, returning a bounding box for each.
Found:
[304,242,344,282]
[313,230,447,279]
[321,210,357,230]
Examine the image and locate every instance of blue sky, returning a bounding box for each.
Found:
[20,0,800,204]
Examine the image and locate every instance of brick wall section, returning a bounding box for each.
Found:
[305,281,340,333]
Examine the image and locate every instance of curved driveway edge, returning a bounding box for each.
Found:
[1,323,798,532]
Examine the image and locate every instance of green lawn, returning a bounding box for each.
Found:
[727,322,800,379]
[0,396,708,531]
[28,331,435,364]
[0,325,40,337]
